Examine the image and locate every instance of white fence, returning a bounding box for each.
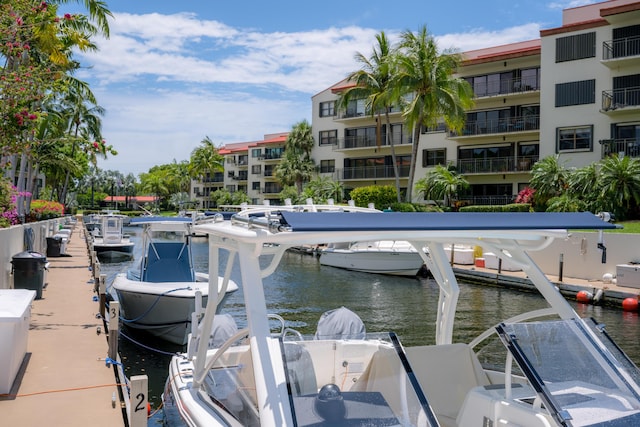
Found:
[0,218,67,290]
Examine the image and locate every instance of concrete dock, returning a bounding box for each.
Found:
[0,222,126,426]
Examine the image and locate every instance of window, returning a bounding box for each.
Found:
[237,155,248,165]
[251,148,261,158]
[555,80,595,107]
[319,130,338,146]
[251,165,261,174]
[422,149,446,167]
[320,159,335,173]
[556,32,596,62]
[319,101,336,117]
[226,185,236,192]
[557,126,592,152]
[252,182,260,190]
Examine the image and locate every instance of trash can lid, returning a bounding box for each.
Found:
[11,250,47,261]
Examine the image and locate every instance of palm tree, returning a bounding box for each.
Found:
[396,26,474,202]
[598,155,640,219]
[274,120,315,194]
[189,136,224,181]
[529,155,568,208]
[567,163,602,213]
[338,32,403,202]
[415,163,468,208]
[140,172,168,211]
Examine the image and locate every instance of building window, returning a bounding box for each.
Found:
[319,101,335,117]
[557,126,593,152]
[556,32,595,62]
[320,159,335,173]
[422,149,446,167]
[319,130,338,145]
[252,182,260,190]
[251,148,261,158]
[226,185,236,192]
[251,165,261,174]
[555,80,595,107]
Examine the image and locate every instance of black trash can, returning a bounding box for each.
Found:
[11,251,47,299]
[46,236,62,257]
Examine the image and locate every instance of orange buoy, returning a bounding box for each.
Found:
[576,290,593,304]
[622,297,639,312]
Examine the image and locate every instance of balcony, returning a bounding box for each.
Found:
[335,134,413,151]
[341,165,410,180]
[450,115,539,139]
[471,76,540,99]
[600,139,640,158]
[601,88,640,114]
[457,155,538,175]
[602,36,640,68]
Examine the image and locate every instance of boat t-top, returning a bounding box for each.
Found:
[164,207,640,427]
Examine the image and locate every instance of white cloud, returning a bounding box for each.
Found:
[547,0,597,10]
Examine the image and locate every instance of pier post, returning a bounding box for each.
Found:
[558,253,564,282]
[108,301,119,360]
[99,273,107,318]
[128,375,149,427]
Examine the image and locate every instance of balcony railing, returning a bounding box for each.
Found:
[341,165,410,180]
[471,76,540,98]
[451,115,540,137]
[603,36,640,60]
[600,138,640,158]
[602,87,640,111]
[258,153,283,160]
[261,186,283,194]
[337,134,413,150]
[457,155,538,174]
[457,195,515,206]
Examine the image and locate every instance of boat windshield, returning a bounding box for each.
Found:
[497,319,640,426]
[282,332,438,427]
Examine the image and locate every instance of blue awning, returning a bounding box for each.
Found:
[278,212,619,233]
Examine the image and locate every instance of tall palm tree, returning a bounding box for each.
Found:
[275,120,315,194]
[338,32,403,202]
[189,136,224,181]
[396,26,474,202]
[598,155,640,219]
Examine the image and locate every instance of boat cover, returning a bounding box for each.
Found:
[277,211,620,232]
[315,307,366,340]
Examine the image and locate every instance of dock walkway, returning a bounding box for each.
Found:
[0,222,126,426]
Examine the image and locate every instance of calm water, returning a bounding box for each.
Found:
[103,225,640,410]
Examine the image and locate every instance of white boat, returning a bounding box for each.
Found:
[90,214,135,261]
[320,240,426,276]
[163,209,640,427]
[112,217,238,345]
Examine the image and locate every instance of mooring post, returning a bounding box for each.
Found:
[108,301,119,360]
[558,253,564,282]
[129,375,149,427]
[99,273,107,318]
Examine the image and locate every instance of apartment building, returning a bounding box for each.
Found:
[191,133,288,207]
[197,0,640,207]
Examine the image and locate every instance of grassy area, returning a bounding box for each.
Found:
[608,220,640,233]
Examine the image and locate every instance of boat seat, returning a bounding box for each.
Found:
[314,307,366,340]
[143,242,194,282]
[405,343,490,427]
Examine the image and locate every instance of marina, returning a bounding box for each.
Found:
[2,213,640,426]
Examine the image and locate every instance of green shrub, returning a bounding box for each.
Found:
[350,185,398,209]
[459,203,531,212]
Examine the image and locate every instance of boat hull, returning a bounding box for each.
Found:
[320,246,424,276]
[112,274,238,345]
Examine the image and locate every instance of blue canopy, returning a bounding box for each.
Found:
[277,212,619,232]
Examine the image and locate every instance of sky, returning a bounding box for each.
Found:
[62,0,599,176]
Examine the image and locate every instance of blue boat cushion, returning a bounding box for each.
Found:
[143,242,194,282]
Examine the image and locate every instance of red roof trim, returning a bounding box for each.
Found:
[540,18,608,37]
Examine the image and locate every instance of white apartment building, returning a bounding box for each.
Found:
[195,0,639,208]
